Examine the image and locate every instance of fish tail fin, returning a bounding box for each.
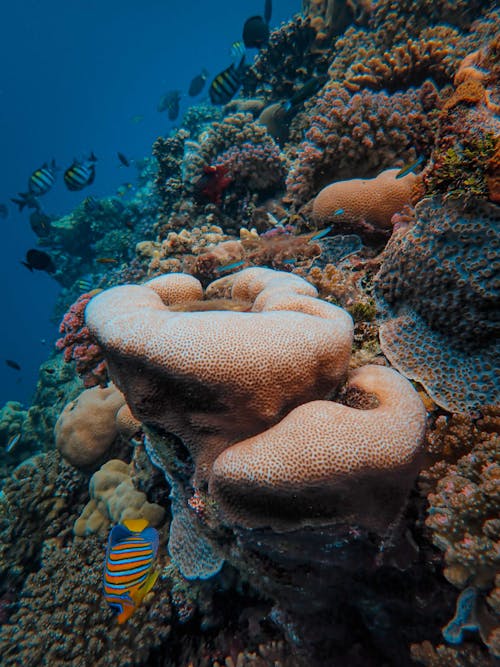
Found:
[116,601,136,625]
[21,261,33,272]
[89,151,98,162]
[264,0,272,23]
[12,193,27,211]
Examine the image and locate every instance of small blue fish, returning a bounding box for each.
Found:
[396,155,425,179]
[6,433,21,453]
[334,208,344,216]
[103,518,159,624]
[310,226,332,242]
[281,258,296,265]
[216,260,246,273]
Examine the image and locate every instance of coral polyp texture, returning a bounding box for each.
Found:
[312,168,416,236]
[375,195,499,413]
[211,364,426,531]
[286,82,438,207]
[85,268,354,487]
[86,268,426,535]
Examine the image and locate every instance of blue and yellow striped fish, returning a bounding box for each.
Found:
[103,518,160,624]
[64,153,97,191]
[29,160,57,196]
[209,56,246,106]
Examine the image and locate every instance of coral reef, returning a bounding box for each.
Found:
[286,82,438,207]
[0,452,87,593]
[0,536,173,666]
[55,384,126,469]
[74,459,165,536]
[375,195,499,413]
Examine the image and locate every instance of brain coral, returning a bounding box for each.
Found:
[312,168,416,236]
[374,195,499,413]
[55,383,125,468]
[86,268,426,534]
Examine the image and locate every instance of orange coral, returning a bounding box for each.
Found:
[442,79,487,113]
[312,168,416,235]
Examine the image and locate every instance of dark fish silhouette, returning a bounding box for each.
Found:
[21,249,56,274]
[29,210,52,237]
[117,152,130,167]
[157,90,181,120]
[11,191,41,212]
[64,153,97,191]
[243,16,270,48]
[188,69,208,97]
[5,359,21,371]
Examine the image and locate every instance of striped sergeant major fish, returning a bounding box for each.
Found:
[103,518,160,624]
[64,153,97,191]
[28,159,58,196]
[209,46,246,106]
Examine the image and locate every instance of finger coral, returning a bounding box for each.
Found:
[286,82,438,207]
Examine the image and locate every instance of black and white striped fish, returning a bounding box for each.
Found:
[64,153,97,191]
[209,55,246,106]
[28,160,57,196]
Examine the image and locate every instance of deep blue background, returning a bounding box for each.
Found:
[0,0,297,408]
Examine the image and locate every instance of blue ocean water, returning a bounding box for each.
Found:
[0,0,294,407]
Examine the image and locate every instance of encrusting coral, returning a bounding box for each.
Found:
[375,195,499,414]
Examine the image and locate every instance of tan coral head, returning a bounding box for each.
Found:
[85,269,354,487]
[210,364,427,532]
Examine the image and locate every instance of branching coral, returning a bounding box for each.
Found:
[187,113,287,204]
[286,82,439,207]
[0,537,173,666]
[56,291,108,388]
[0,452,87,592]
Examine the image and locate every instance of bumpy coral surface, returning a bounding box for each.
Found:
[74,459,165,536]
[375,195,499,413]
[286,82,438,206]
[55,384,125,468]
[85,269,354,488]
[312,168,416,235]
[211,364,426,531]
[0,537,172,666]
[86,268,426,534]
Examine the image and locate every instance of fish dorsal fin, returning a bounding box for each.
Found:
[123,518,149,533]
